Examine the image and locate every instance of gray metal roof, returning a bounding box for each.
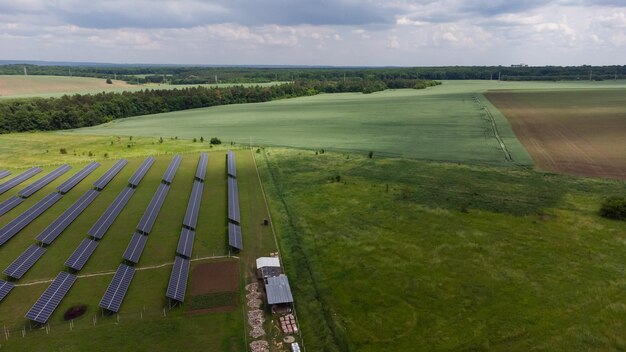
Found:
[265,275,293,305]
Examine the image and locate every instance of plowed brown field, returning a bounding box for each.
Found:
[485,89,626,179]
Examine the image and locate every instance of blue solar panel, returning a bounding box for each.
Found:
[227,150,236,178]
[3,245,47,279]
[0,279,15,302]
[18,164,71,198]
[122,233,148,264]
[0,167,42,195]
[166,257,190,302]
[87,187,135,239]
[228,223,243,251]
[0,170,11,180]
[36,190,99,245]
[57,162,100,194]
[162,155,182,184]
[183,181,203,229]
[128,157,155,187]
[0,192,63,246]
[99,264,135,313]
[136,183,170,234]
[195,153,208,181]
[228,177,240,223]
[0,196,24,217]
[176,228,195,258]
[65,238,99,271]
[25,272,76,324]
[93,159,128,190]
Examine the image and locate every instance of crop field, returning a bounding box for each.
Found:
[0,150,278,351]
[0,75,131,98]
[485,89,626,180]
[257,148,626,351]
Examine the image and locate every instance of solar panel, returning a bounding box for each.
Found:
[162,155,182,184]
[0,192,63,246]
[36,190,100,245]
[93,159,128,190]
[228,223,243,251]
[87,187,135,239]
[0,196,24,217]
[176,228,195,258]
[18,164,71,198]
[0,170,11,180]
[128,157,155,187]
[228,177,240,223]
[3,245,47,279]
[195,153,208,181]
[65,238,99,271]
[99,264,135,313]
[122,233,148,264]
[0,167,42,195]
[56,161,100,194]
[0,279,15,302]
[25,272,76,324]
[183,181,203,229]
[136,183,170,234]
[227,150,236,178]
[166,256,190,302]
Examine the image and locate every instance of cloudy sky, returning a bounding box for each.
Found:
[1,0,625,66]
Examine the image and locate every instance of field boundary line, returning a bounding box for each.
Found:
[474,95,513,162]
[14,255,238,287]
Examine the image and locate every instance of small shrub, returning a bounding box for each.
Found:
[193,138,197,143]
[256,148,261,154]
[600,196,626,220]
[110,141,114,146]
[200,137,204,143]
[59,148,67,154]
[64,305,87,321]
[210,137,221,145]
[88,151,93,157]
[105,78,112,84]
[368,151,374,159]
[127,144,131,148]
[159,137,163,144]
[104,153,109,158]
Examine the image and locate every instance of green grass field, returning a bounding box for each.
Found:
[0,150,278,351]
[257,148,626,351]
[66,80,626,166]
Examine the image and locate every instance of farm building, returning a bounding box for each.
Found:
[256,257,282,279]
[265,274,294,311]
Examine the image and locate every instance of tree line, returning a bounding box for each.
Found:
[0,79,440,133]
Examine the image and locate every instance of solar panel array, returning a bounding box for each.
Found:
[25,272,76,324]
[0,279,14,302]
[36,190,99,245]
[0,192,63,246]
[228,223,243,251]
[176,228,195,258]
[18,164,71,198]
[93,159,128,190]
[0,170,11,180]
[228,177,241,223]
[0,196,24,217]
[137,183,170,234]
[166,257,190,302]
[123,233,148,264]
[99,264,135,313]
[162,155,182,184]
[3,245,47,279]
[128,157,155,187]
[88,187,135,239]
[183,181,203,230]
[0,167,42,195]
[65,238,99,271]
[57,161,100,194]
[195,153,208,181]
[227,150,236,178]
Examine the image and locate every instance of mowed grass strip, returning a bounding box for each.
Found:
[0,150,276,351]
[258,147,626,352]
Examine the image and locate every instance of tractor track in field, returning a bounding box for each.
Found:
[474,95,513,162]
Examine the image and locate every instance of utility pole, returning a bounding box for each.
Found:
[215,75,218,84]
[498,71,501,81]
[589,69,592,81]
[23,66,28,76]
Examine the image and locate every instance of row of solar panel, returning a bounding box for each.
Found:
[0,170,11,180]
[0,167,42,195]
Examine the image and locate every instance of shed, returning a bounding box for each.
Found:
[256,257,282,279]
[265,274,294,306]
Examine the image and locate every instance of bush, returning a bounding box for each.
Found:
[60,148,67,154]
[64,305,87,321]
[600,196,626,220]
[106,78,112,84]
[200,136,204,143]
[193,138,197,142]
[210,137,221,145]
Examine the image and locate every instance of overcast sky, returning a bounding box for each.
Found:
[1,0,625,66]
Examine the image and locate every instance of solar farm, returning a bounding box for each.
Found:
[0,150,280,350]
